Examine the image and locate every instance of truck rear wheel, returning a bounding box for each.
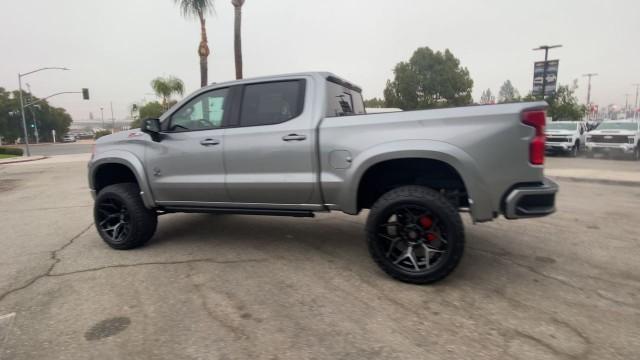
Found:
[94,183,157,250]
[366,186,465,284]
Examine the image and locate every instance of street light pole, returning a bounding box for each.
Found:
[17,75,31,156]
[17,67,70,156]
[533,45,562,100]
[100,106,104,129]
[25,83,40,144]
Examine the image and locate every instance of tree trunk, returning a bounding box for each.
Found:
[233,4,243,79]
[198,12,210,87]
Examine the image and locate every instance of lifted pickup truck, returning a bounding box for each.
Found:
[89,72,558,284]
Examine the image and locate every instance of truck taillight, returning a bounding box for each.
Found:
[521,110,546,165]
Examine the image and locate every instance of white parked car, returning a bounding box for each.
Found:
[585,120,640,160]
[545,121,587,157]
[62,134,77,143]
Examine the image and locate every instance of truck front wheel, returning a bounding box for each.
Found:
[366,186,465,284]
[94,183,157,250]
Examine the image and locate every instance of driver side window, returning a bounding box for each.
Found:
[169,88,228,132]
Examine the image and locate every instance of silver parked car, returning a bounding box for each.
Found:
[62,134,76,143]
[88,72,558,284]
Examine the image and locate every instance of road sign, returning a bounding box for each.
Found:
[532,60,559,96]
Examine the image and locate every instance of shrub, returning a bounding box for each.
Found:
[0,147,24,156]
[94,130,112,140]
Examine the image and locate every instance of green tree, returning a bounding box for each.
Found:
[130,101,165,128]
[151,76,185,110]
[174,0,215,87]
[364,97,385,108]
[498,80,520,103]
[480,88,494,104]
[232,0,245,79]
[383,47,473,110]
[0,88,72,143]
[546,80,586,121]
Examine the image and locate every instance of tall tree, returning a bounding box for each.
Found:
[364,97,385,108]
[383,47,473,110]
[480,88,495,104]
[174,0,215,87]
[498,80,520,103]
[130,101,165,128]
[0,88,72,143]
[232,0,245,79]
[546,80,586,120]
[151,76,185,110]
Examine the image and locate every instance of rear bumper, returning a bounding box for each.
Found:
[503,178,558,219]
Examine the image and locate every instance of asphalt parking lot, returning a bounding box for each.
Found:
[0,156,639,359]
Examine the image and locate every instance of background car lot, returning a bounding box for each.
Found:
[0,155,638,359]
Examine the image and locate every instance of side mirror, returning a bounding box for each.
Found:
[141,118,161,142]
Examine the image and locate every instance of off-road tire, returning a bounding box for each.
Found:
[94,183,157,250]
[366,186,465,284]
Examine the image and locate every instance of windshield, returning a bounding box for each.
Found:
[596,122,638,131]
[547,122,578,130]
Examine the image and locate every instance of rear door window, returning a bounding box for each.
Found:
[326,81,365,117]
[239,80,305,127]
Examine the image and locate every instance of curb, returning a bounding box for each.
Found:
[548,175,640,187]
[0,156,47,165]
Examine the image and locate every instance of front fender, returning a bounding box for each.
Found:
[338,139,495,221]
[88,150,156,209]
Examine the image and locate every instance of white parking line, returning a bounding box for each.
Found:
[0,312,16,349]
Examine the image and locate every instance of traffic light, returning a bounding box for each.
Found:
[82,88,90,100]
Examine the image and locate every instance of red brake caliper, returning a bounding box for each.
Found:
[420,216,437,242]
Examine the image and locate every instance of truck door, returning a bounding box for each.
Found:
[223,78,319,206]
[145,87,231,204]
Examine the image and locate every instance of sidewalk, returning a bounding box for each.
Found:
[1,153,91,166]
[546,168,640,187]
[0,155,47,165]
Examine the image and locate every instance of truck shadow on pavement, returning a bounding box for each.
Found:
[146,212,541,288]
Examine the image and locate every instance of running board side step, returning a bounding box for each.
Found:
[161,206,315,218]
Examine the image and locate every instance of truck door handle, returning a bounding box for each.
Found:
[200,138,220,146]
[282,134,307,141]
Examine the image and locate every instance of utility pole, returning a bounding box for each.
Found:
[624,94,630,114]
[582,73,598,121]
[533,45,562,100]
[632,83,640,114]
[582,73,598,106]
[110,102,115,134]
[100,106,104,129]
[25,83,40,144]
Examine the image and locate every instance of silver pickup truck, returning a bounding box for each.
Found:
[88,72,558,284]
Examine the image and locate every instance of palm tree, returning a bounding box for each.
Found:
[174,0,215,87]
[151,76,185,110]
[232,0,245,79]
